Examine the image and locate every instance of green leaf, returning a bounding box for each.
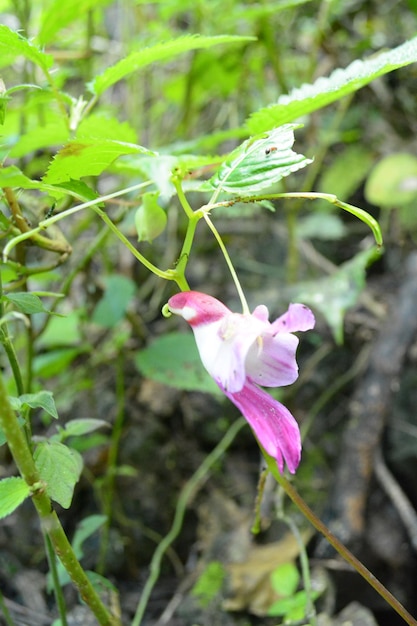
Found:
[135,192,167,242]
[0,166,43,189]
[76,113,137,143]
[43,140,153,184]
[0,477,30,519]
[248,36,417,132]
[10,390,59,419]
[270,563,300,597]
[268,590,317,618]
[4,292,51,314]
[38,0,114,45]
[318,145,374,201]
[0,25,53,73]
[9,118,69,158]
[191,561,226,607]
[89,34,255,96]
[62,418,109,438]
[206,125,312,196]
[135,332,220,395]
[292,247,380,344]
[92,274,136,327]
[34,441,83,508]
[365,153,417,208]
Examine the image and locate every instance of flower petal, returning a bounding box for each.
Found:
[219,380,301,473]
[168,291,230,326]
[246,332,300,387]
[271,303,315,334]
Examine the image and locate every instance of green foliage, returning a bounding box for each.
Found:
[0,477,30,519]
[268,562,323,620]
[135,192,167,242]
[34,441,83,508]
[365,153,417,208]
[191,561,226,607]
[0,24,53,72]
[248,35,417,132]
[135,332,220,395]
[206,125,312,196]
[92,274,136,327]
[9,391,59,420]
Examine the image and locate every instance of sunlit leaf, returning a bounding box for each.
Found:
[43,140,153,184]
[61,418,109,438]
[10,390,59,419]
[0,477,30,519]
[38,0,114,45]
[0,166,42,189]
[206,125,312,196]
[34,441,83,508]
[89,34,255,96]
[270,563,300,597]
[0,25,53,72]
[248,36,417,132]
[76,113,137,143]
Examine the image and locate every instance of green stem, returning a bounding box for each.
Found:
[263,452,417,626]
[131,418,246,626]
[0,373,117,626]
[45,534,68,626]
[203,213,250,314]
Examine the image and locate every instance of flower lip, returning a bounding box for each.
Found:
[168,291,230,326]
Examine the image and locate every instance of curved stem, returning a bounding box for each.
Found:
[203,212,250,314]
[262,451,417,626]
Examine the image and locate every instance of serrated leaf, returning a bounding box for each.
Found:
[43,140,153,184]
[89,34,255,96]
[248,36,417,132]
[135,332,220,395]
[0,25,53,72]
[11,390,59,419]
[34,441,83,508]
[76,113,137,143]
[135,192,167,242]
[4,292,51,314]
[206,125,312,196]
[38,0,114,45]
[0,477,30,519]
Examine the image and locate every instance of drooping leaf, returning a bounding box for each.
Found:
[206,125,312,196]
[135,192,167,242]
[0,25,53,72]
[292,247,381,344]
[38,0,114,45]
[135,332,220,395]
[92,274,136,327]
[247,36,417,132]
[365,153,417,208]
[9,390,59,419]
[0,477,30,519]
[34,441,83,508]
[61,418,109,438]
[43,140,154,184]
[89,34,255,96]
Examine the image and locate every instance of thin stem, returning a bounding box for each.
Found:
[45,534,68,626]
[263,451,417,626]
[203,212,250,314]
[0,373,117,626]
[131,418,246,626]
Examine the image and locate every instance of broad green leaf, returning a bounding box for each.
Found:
[43,140,154,184]
[76,113,137,143]
[135,192,167,242]
[92,274,136,327]
[206,125,312,196]
[268,589,319,618]
[9,119,69,158]
[4,292,51,314]
[365,153,417,208]
[61,418,109,438]
[10,390,58,419]
[0,166,42,189]
[89,34,255,96]
[318,145,374,201]
[192,561,226,607]
[270,563,300,597]
[292,247,380,344]
[135,332,220,395]
[0,477,30,519]
[33,348,86,378]
[0,25,53,72]
[248,36,417,132]
[34,441,83,508]
[38,0,114,45]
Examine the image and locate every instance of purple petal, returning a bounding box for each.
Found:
[246,332,300,388]
[219,380,301,473]
[271,303,315,334]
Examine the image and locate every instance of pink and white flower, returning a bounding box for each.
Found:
[168,291,315,473]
